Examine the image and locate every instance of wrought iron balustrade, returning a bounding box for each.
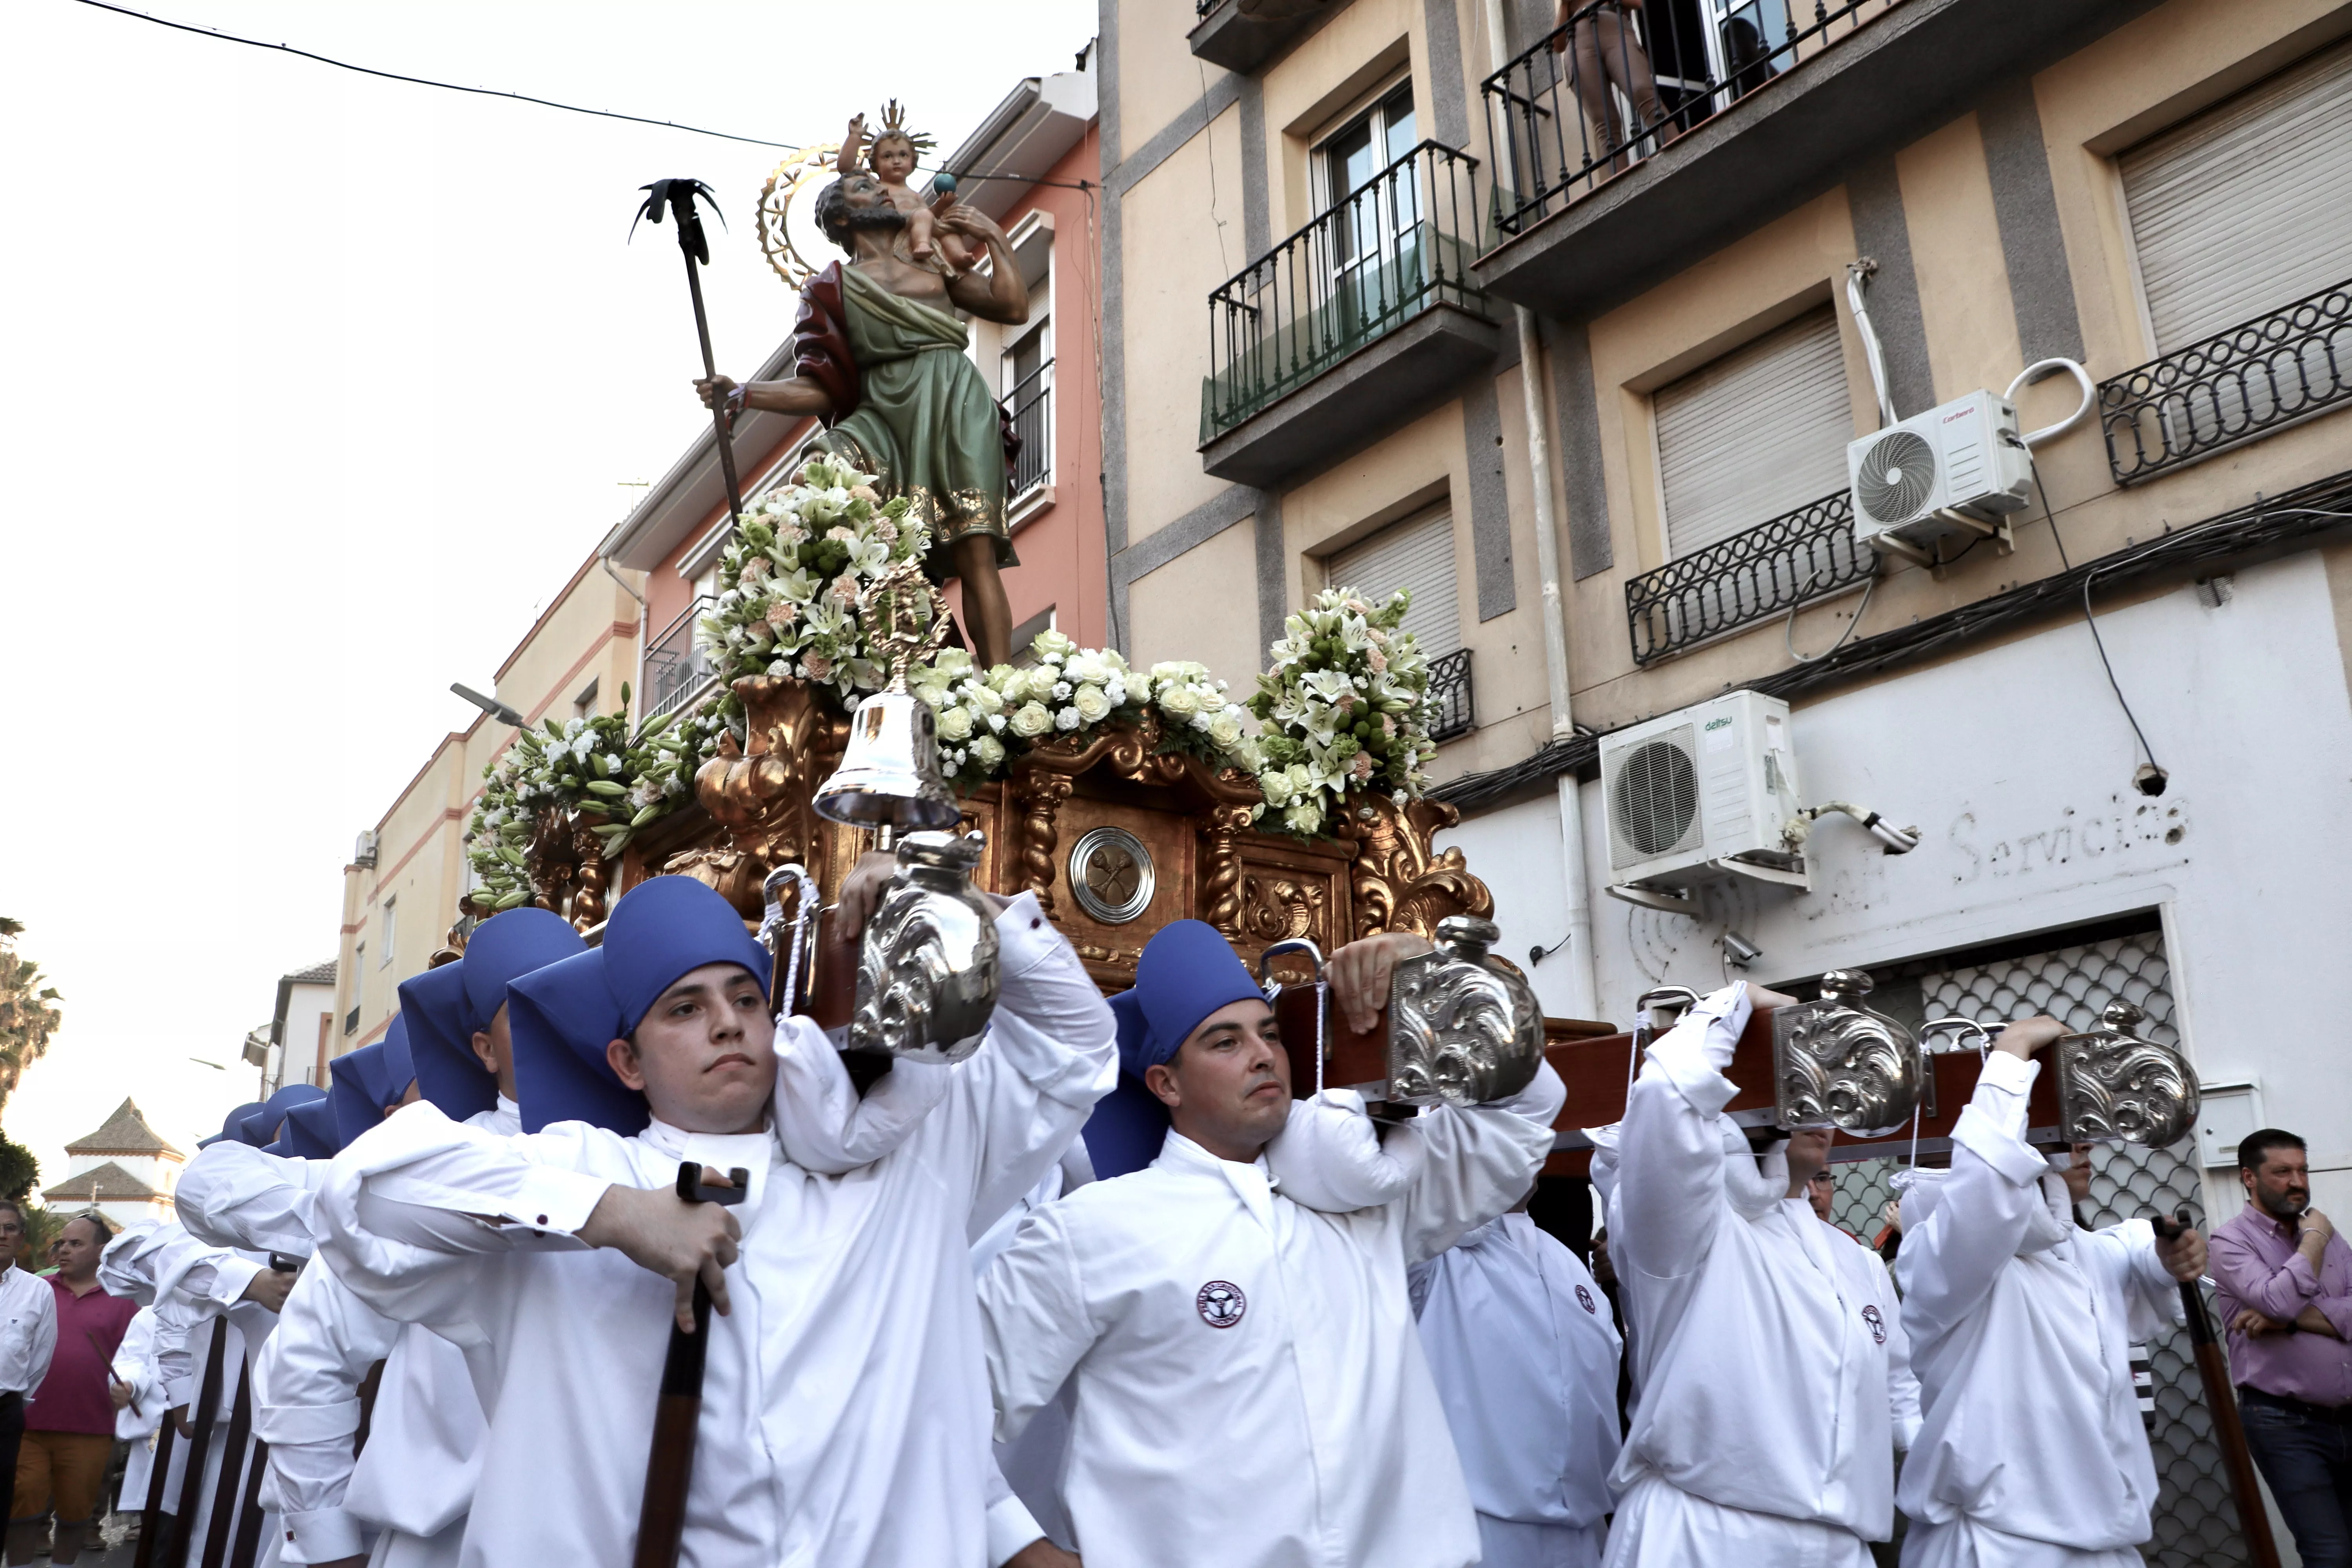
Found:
[1482,0,1903,239]
[1624,490,1874,664]
[643,595,721,722]
[2100,278,2352,484]
[1201,140,1486,441]
[1005,362,1053,499]
[1427,647,1475,742]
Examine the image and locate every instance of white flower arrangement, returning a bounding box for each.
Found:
[1245,586,1437,839]
[907,632,1255,791]
[463,689,693,911]
[700,454,933,708]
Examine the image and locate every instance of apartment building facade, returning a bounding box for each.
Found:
[1111,1,2352,1557]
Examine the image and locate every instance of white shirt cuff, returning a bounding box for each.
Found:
[276,1506,368,1564]
[985,1489,1047,1566]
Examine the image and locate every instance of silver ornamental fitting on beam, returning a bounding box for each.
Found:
[1385,916,1545,1109]
[1771,969,1926,1137]
[849,830,1000,1063]
[2053,1000,2201,1147]
[814,691,961,830]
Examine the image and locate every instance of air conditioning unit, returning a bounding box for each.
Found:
[1600,690,1806,908]
[1847,390,2033,561]
[353,830,379,869]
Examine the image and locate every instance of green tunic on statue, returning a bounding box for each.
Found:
[817,263,1016,577]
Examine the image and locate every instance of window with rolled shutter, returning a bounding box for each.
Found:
[2121,40,2352,351]
[1653,306,1853,559]
[1326,510,1460,658]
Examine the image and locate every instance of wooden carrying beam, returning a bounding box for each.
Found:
[1539,1011,2061,1175]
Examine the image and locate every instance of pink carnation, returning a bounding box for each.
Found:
[873,519,899,544]
[739,556,771,583]
[829,574,861,604]
[1349,752,1376,782]
[801,652,835,681]
[764,600,796,629]
[826,526,857,543]
[1366,647,1388,673]
[1335,691,1357,713]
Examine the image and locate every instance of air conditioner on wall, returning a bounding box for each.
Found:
[1600,690,1807,909]
[1847,390,2035,563]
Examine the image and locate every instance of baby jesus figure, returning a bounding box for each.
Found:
[839,111,973,274]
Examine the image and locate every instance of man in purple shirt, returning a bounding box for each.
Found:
[2210,1127,2352,1568]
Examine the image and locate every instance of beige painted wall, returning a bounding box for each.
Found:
[1120,104,1249,539]
[1118,0,1229,156]
[1127,515,1265,690]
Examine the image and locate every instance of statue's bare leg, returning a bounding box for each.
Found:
[951,533,1014,669]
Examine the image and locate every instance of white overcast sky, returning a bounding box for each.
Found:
[0,0,1097,1181]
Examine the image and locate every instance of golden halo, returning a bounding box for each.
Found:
[758,142,844,290]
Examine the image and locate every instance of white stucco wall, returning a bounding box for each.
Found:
[1442,551,2352,1220]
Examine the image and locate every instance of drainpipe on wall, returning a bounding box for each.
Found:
[602,555,649,718]
[1483,0,1598,1022]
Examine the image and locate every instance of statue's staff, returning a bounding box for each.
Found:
[633,179,746,526]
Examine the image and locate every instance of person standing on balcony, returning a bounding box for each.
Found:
[1552,0,1671,173]
[2211,1129,2352,1568]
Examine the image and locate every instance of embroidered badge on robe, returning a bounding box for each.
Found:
[1196,1280,1247,1328]
[1862,1303,1887,1344]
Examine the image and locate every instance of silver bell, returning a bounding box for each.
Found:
[1385,915,1546,1109]
[849,830,1001,1063]
[814,691,960,830]
[812,557,963,831]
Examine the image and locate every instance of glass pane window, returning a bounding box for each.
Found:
[1320,82,1419,279]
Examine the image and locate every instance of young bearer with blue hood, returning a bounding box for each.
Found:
[310,864,1117,1568]
[975,920,1567,1568]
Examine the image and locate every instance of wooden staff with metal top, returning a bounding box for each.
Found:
[632,1162,750,1568]
[131,1412,178,1568]
[2154,1209,2282,1568]
[162,1318,229,1567]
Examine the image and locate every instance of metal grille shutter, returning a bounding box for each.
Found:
[2122,39,2352,351]
[1327,511,1461,658]
[1828,929,2247,1568]
[1654,306,1854,559]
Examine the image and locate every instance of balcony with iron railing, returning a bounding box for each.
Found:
[1199,140,1497,487]
[642,595,721,723]
[1623,489,1877,665]
[1188,0,1333,73]
[1426,647,1476,742]
[2100,278,2352,485]
[1474,0,2113,319]
[1005,361,1053,503]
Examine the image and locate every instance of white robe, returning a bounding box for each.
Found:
[98,1221,276,1568]
[977,1061,1566,1568]
[249,1101,519,1568]
[312,893,1114,1568]
[1892,1051,2182,1568]
[1410,1212,1622,1568]
[1604,984,1902,1567]
[113,1307,180,1517]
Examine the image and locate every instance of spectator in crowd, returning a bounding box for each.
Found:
[2211,1129,2352,1568]
[7,1213,136,1566]
[0,1204,53,1546]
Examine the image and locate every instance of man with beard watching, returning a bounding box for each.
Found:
[2212,1129,2352,1567]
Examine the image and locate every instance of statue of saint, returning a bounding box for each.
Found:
[698,165,1030,668]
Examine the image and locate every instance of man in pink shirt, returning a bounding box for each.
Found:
[2211,1128,2352,1568]
[6,1213,138,1566]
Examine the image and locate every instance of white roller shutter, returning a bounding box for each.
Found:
[1327,511,1460,657]
[1654,306,1854,559]
[2122,40,2352,351]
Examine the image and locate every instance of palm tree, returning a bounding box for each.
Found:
[0,918,64,1116]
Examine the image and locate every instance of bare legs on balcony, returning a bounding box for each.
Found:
[1553,0,1673,174]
